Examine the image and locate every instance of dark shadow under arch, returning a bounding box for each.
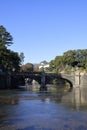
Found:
[60,77,73,89]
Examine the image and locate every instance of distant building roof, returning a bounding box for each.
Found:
[40,60,48,65]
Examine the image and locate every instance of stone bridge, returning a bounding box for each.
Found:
[0,71,87,89]
[11,72,87,89]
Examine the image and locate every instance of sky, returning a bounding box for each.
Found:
[0,0,87,64]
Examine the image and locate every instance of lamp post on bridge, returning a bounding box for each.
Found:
[40,63,47,91]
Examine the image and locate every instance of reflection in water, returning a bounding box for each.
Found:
[0,97,19,105]
[62,86,87,111]
[0,86,87,129]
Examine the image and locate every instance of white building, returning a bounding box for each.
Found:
[39,61,49,71]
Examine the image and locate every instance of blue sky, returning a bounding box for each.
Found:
[0,0,87,63]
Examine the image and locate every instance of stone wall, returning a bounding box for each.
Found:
[80,73,87,85]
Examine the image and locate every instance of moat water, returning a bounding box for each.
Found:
[0,85,87,130]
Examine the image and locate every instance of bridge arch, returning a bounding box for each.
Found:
[60,73,75,87]
[60,77,73,88]
[45,73,74,89]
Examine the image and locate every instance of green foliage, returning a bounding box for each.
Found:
[19,52,25,65]
[0,25,21,72]
[0,25,13,47]
[48,60,55,71]
[0,48,19,71]
[49,49,87,73]
[63,50,76,66]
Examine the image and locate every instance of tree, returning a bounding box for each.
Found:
[0,25,13,48]
[20,63,33,72]
[0,25,21,72]
[48,49,87,73]
[63,50,76,66]
[48,60,55,72]
[7,50,21,72]
[0,48,21,72]
[19,52,25,65]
